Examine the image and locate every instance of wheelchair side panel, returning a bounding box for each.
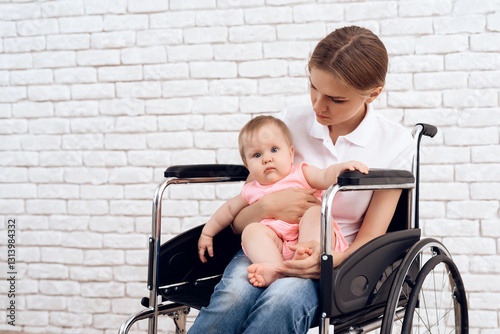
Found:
[326,229,421,317]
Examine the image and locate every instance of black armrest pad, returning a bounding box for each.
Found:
[164,164,249,181]
[338,169,414,187]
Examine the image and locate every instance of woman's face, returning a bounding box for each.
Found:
[309,67,381,132]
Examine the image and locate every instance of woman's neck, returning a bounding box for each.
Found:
[328,104,367,145]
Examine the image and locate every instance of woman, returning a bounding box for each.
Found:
[188,25,414,334]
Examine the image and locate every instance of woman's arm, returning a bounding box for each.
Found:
[276,189,402,278]
[332,189,401,266]
[231,188,322,234]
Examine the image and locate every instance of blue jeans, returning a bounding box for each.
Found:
[188,250,319,334]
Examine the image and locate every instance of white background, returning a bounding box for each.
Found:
[0,0,499,333]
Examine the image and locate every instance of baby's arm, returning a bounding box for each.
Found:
[198,194,249,263]
[303,161,369,190]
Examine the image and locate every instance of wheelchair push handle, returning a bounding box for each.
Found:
[416,123,437,138]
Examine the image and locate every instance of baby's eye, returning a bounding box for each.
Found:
[271,147,278,153]
[253,153,261,158]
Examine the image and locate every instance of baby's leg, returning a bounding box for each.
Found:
[293,206,322,260]
[241,223,284,287]
[298,206,321,242]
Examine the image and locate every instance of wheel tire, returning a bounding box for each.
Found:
[401,254,468,333]
[381,239,467,333]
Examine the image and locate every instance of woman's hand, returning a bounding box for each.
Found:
[261,188,321,224]
[276,241,322,279]
[275,240,351,279]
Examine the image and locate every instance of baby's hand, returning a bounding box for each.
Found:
[341,160,369,174]
[198,233,214,263]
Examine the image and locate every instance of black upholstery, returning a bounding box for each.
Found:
[328,229,420,317]
[157,225,241,310]
[387,189,410,232]
[338,169,414,187]
[164,164,249,180]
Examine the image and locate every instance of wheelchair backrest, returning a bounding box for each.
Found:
[386,189,411,233]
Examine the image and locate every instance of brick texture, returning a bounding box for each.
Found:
[0,1,499,333]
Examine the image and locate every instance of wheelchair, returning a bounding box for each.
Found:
[118,123,468,334]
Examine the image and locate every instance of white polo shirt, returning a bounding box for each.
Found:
[278,104,414,243]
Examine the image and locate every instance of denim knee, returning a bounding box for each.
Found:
[189,250,263,334]
[243,277,319,334]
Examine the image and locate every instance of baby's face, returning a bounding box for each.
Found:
[242,124,294,185]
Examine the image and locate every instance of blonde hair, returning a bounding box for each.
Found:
[308,26,388,94]
[238,116,293,162]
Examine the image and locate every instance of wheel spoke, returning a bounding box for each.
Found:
[431,264,441,334]
[414,303,455,332]
[398,245,467,334]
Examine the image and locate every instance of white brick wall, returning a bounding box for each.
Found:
[0,1,499,333]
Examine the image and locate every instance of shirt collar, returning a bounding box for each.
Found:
[309,104,376,147]
[343,103,376,147]
[310,117,329,140]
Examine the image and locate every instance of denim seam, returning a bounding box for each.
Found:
[295,304,318,333]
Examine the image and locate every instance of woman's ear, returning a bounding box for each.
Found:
[366,86,383,103]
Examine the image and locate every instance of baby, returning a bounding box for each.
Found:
[198,116,368,287]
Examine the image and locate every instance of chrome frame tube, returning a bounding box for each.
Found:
[148,177,172,334]
[321,184,340,257]
[118,308,155,334]
[118,303,190,334]
[339,309,406,334]
[319,184,339,334]
[338,183,414,192]
[410,125,423,230]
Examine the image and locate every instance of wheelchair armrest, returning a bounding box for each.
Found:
[164,164,249,181]
[338,169,414,187]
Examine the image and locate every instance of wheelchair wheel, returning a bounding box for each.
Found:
[381,238,468,333]
[401,254,468,333]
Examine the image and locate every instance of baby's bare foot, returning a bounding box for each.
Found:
[292,246,313,261]
[247,263,283,288]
